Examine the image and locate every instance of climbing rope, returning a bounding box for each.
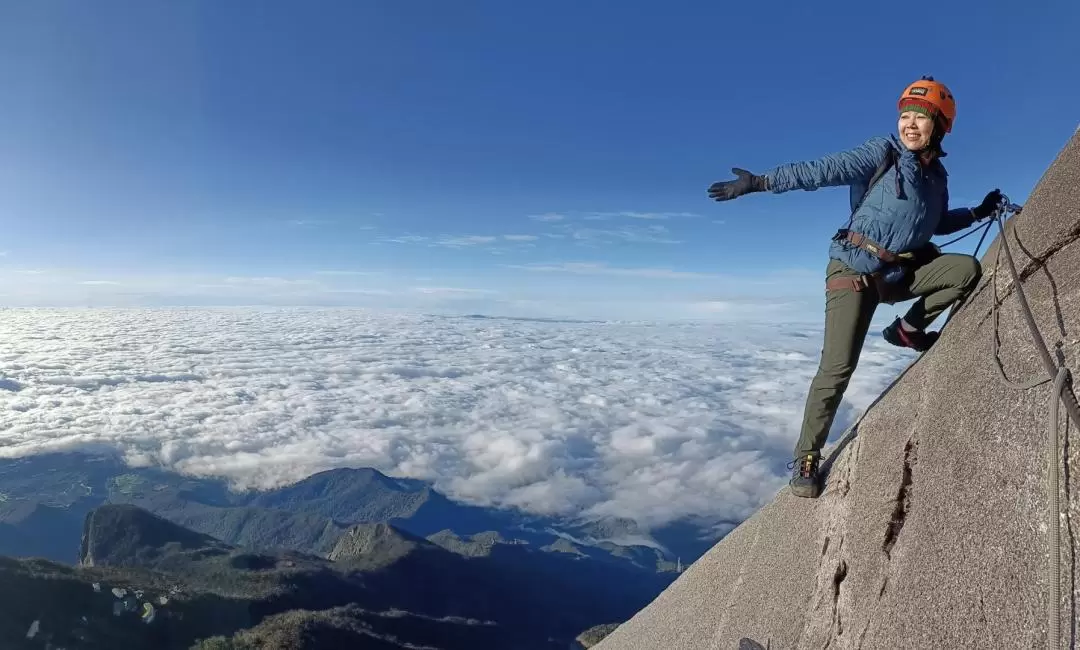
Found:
[984,196,1080,649]
[1049,366,1068,650]
[988,211,1053,391]
[938,217,995,259]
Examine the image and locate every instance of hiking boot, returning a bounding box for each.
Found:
[882,317,940,352]
[788,454,821,499]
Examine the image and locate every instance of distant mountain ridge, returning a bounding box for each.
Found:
[0,452,709,647]
[0,503,673,648]
[0,452,717,569]
[0,505,506,648]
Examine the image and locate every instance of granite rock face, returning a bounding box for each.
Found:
[595,128,1080,650]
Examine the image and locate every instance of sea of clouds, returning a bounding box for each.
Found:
[0,308,915,531]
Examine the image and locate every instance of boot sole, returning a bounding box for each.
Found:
[789,483,821,499]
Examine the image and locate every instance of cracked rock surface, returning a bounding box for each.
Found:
[594,129,1080,650]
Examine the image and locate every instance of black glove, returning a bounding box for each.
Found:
[971,188,1003,220]
[707,168,769,201]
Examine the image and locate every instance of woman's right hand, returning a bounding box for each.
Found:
[707,168,768,201]
[971,188,1003,220]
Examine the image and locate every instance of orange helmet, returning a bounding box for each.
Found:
[898,76,956,133]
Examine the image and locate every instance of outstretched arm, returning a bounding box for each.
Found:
[763,137,892,193]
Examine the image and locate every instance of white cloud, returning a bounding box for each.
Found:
[287,219,336,226]
[376,233,538,250]
[378,235,430,244]
[314,270,383,277]
[435,235,499,247]
[564,224,681,245]
[79,280,121,286]
[529,213,567,222]
[325,288,393,296]
[0,309,912,532]
[15,269,48,275]
[412,287,497,296]
[688,301,733,313]
[506,262,719,280]
[584,212,699,221]
[225,277,318,287]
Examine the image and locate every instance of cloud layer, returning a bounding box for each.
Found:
[0,309,914,530]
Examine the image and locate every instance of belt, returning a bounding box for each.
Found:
[837,230,908,264]
[827,232,939,303]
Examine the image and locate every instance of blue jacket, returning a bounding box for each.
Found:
[763,134,976,275]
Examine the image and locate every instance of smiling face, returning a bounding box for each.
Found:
[898,110,935,151]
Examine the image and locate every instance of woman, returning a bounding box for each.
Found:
[707,76,1002,499]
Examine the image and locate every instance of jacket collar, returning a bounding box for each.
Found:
[887,134,948,173]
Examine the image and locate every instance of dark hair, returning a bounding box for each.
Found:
[918,142,944,166]
[918,116,948,165]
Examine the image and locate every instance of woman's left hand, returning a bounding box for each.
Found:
[707,168,768,202]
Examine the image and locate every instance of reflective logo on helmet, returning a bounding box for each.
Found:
[908,87,929,96]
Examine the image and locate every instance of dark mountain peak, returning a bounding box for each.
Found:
[577,623,620,648]
[249,468,432,524]
[304,467,392,488]
[574,517,642,540]
[469,530,507,545]
[288,467,427,494]
[426,529,510,557]
[426,528,461,545]
[543,538,586,556]
[328,522,435,565]
[80,504,231,568]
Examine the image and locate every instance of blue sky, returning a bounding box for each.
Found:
[1,0,1077,321]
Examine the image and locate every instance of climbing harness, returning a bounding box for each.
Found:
[983,195,1079,649]
[824,237,940,304]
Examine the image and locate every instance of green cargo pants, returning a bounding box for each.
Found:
[793,253,982,459]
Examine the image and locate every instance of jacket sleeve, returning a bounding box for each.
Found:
[935,186,978,235]
[763,137,892,193]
